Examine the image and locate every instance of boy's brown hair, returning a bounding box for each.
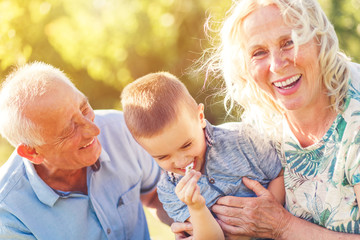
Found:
[121,72,198,138]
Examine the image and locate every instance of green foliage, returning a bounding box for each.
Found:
[0,0,233,120]
[1,0,358,127]
[0,0,359,172]
[0,0,359,238]
[319,0,360,62]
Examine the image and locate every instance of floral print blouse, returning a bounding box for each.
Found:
[281,62,360,233]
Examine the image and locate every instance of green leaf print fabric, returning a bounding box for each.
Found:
[281,62,360,233]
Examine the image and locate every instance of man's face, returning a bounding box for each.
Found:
[26,79,102,171]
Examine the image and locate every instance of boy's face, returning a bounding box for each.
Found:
[136,103,207,176]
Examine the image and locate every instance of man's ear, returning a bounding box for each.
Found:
[17,144,43,164]
[198,103,206,128]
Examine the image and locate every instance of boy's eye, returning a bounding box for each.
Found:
[156,155,168,161]
[181,142,192,149]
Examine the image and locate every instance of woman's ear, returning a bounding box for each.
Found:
[198,103,206,128]
[17,144,43,164]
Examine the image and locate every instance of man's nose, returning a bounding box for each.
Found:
[81,115,100,138]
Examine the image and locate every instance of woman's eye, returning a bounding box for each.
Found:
[252,50,267,58]
[283,40,294,48]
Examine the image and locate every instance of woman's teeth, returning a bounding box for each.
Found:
[273,74,301,89]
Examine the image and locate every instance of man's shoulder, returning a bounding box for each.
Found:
[94,109,124,125]
[94,109,128,136]
[94,109,141,154]
[0,152,26,203]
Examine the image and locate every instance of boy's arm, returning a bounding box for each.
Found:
[267,169,285,205]
[176,171,224,240]
[188,203,224,240]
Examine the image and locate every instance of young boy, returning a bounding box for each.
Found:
[121,72,284,240]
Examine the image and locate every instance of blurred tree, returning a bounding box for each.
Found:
[318,0,360,63]
[0,1,359,239]
[0,0,360,164]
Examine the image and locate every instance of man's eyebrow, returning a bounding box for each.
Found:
[59,96,89,138]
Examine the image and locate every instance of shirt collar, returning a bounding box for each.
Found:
[24,148,111,207]
[24,158,59,207]
[204,120,214,147]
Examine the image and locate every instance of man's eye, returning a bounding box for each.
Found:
[65,128,76,138]
[82,107,90,115]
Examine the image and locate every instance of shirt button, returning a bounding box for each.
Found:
[107,228,111,234]
[209,178,215,184]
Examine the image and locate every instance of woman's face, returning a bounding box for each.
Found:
[241,5,324,112]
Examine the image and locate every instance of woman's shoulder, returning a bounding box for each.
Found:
[349,62,360,89]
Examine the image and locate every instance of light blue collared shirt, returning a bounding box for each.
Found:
[0,110,161,240]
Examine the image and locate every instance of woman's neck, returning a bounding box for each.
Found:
[285,104,338,148]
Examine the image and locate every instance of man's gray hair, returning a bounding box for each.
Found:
[0,62,77,147]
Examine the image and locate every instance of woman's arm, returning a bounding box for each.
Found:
[212,178,360,240]
[267,169,285,205]
[354,184,360,207]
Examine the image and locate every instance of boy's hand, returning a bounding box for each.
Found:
[175,170,205,209]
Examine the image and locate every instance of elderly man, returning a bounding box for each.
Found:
[0,62,172,239]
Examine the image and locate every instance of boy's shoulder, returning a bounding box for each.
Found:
[212,121,259,137]
[210,121,274,149]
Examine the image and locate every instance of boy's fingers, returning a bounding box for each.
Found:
[175,171,195,193]
[192,185,201,203]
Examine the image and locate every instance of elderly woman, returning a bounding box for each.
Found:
[172,0,360,239]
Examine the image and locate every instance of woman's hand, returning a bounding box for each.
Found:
[211,177,292,239]
[171,222,193,240]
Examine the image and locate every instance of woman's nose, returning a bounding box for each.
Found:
[269,50,289,73]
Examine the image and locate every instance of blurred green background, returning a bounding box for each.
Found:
[0,0,359,239]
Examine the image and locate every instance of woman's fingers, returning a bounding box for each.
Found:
[242,177,269,197]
